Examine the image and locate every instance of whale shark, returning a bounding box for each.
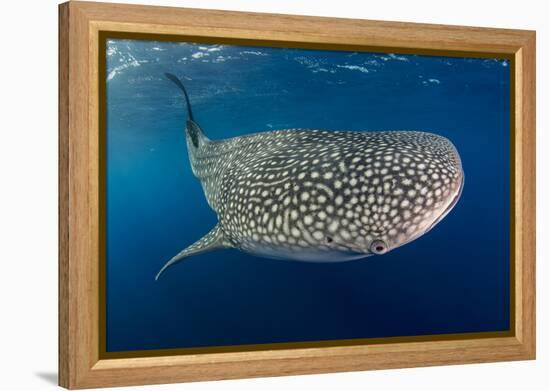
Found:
[155,73,464,280]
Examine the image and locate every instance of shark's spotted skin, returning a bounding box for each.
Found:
[156,74,464,280]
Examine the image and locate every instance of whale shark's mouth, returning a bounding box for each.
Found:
[427,173,465,233]
[444,174,464,215]
[398,174,464,250]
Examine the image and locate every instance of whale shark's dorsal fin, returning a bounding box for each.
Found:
[164,73,210,148]
[155,224,230,280]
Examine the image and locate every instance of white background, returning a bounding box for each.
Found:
[0,0,546,389]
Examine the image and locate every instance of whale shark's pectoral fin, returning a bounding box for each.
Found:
[155,224,229,281]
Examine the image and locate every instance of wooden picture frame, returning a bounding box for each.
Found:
[59,1,536,389]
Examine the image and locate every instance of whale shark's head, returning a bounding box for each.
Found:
[316,131,464,258]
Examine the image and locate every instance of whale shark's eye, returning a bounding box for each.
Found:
[325,236,334,244]
[370,239,388,255]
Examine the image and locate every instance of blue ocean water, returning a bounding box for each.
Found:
[105,39,510,352]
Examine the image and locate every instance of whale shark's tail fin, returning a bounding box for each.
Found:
[164,72,194,121]
[164,72,210,148]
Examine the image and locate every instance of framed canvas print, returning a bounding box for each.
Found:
[58,1,536,389]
